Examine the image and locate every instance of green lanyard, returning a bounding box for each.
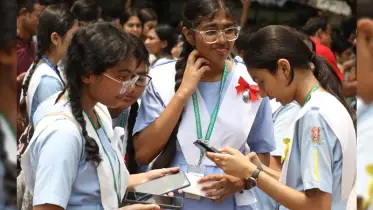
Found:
[303,83,320,106]
[85,111,122,206]
[119,110,128,128]
[192,62,228,165]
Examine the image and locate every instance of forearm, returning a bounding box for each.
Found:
[268,156,282,173]
[127,173,148,190]
[255,170,329,210]
[261,164,281,180]
[257,153,270,167]
[240,5,249,27]
[134,89,190,164]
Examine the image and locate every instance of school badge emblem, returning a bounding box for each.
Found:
[311,127,321,144]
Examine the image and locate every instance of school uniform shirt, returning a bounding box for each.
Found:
[357,103,373,209]
[150,57,176,70]
[134,60,276,210]
[279,91,356,210]
[112,109,131,158]
[253,102,301,210]
[21,62,64,124]
[22,97,128,210]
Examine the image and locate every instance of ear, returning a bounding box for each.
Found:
[161,40,168,49]
[81,73,96,85]
[315,28,324,39]
[276,59,291,79]
[182,27,195,46]
[50,32,61,46]
[19,8,28,17]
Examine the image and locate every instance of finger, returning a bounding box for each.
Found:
[187,50,199,65]
[198,174,224,183]
[246,151,257,158]
[166,167,180,174]
[212,194,229,204]
[127,204,160,210]
[178,189,183,194]
[206,188,225,198]
[167,192,174,197]
[201,181,223,191]
[220,147,241,155]
[194,57,210,69]
[206,152,227,160]
[196,66,211,76]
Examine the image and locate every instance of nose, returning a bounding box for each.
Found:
[216,31,227,44]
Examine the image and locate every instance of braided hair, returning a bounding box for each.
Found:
[126,34,150,174]
[21,4,75,113]
[64,22,134,164]
[151,0,232,169]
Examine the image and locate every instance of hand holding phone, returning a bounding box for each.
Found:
[120,203,160,210]
[194,140,221,153]
[124,192,183,210]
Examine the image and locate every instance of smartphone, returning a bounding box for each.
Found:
[125,192,183,209]
[133,171,190,195]
[193,140,221,153]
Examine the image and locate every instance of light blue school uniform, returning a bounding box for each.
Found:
[25,99,118,210]
[134,64,276,210]
[357,103,373,204]
[253,102,300,210]
[279,108,345,210]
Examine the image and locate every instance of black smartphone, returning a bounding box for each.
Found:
[194,140,221,153]
[124,192,183,209]
[133,171,190,195]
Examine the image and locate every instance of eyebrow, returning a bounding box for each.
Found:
[118,69,133,73]
[201,22,234,29]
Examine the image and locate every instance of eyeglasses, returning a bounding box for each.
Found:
[192,26,241,44]
[103,72,152,94]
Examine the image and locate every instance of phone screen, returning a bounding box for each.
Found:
[125,192,183,209]
[133,171,190,195]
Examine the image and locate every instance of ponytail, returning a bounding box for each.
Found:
[126,102,140,174]
[312,55,355,121]
[150,36,194,169]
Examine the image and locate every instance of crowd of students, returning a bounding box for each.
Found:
[0,0,371,209]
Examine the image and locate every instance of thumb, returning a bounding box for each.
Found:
[122,204,160,210]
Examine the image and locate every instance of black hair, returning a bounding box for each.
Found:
[120,8,143,26]
[125,34,149,174]
[302,16,329,36]
[151,0,232,169]
[17,0,62,15]
[357,0,373,19]
[71,0,101,23]
[153,24,177,56]
[234,27,251,54]
[332,38,352,55]
[139,8,158,23]
[96,0,123,21]
[64,22,134,164]
[22,4,75,103]
[243,25,354,119]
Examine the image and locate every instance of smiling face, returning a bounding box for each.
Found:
[183,9,236,65]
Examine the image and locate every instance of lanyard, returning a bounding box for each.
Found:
[303,83,320,106]
[192,62,228,165]
[119,110,128,128]
[85,111,122,206]
[41,56,58,73]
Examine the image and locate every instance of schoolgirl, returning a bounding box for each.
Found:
[21,4,78,124]
[133,0,276,209]
[20,22,177,210]
[206,25,356,210]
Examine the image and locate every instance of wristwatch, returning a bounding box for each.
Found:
[244,166,263,190]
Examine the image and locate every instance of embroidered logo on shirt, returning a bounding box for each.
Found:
[311,127,321,144]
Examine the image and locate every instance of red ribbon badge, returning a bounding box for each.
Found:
[235,76,260,102]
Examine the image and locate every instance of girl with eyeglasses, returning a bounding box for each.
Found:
[133,0,275,209]
[20,22,179,210]
[206,25,356,210]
